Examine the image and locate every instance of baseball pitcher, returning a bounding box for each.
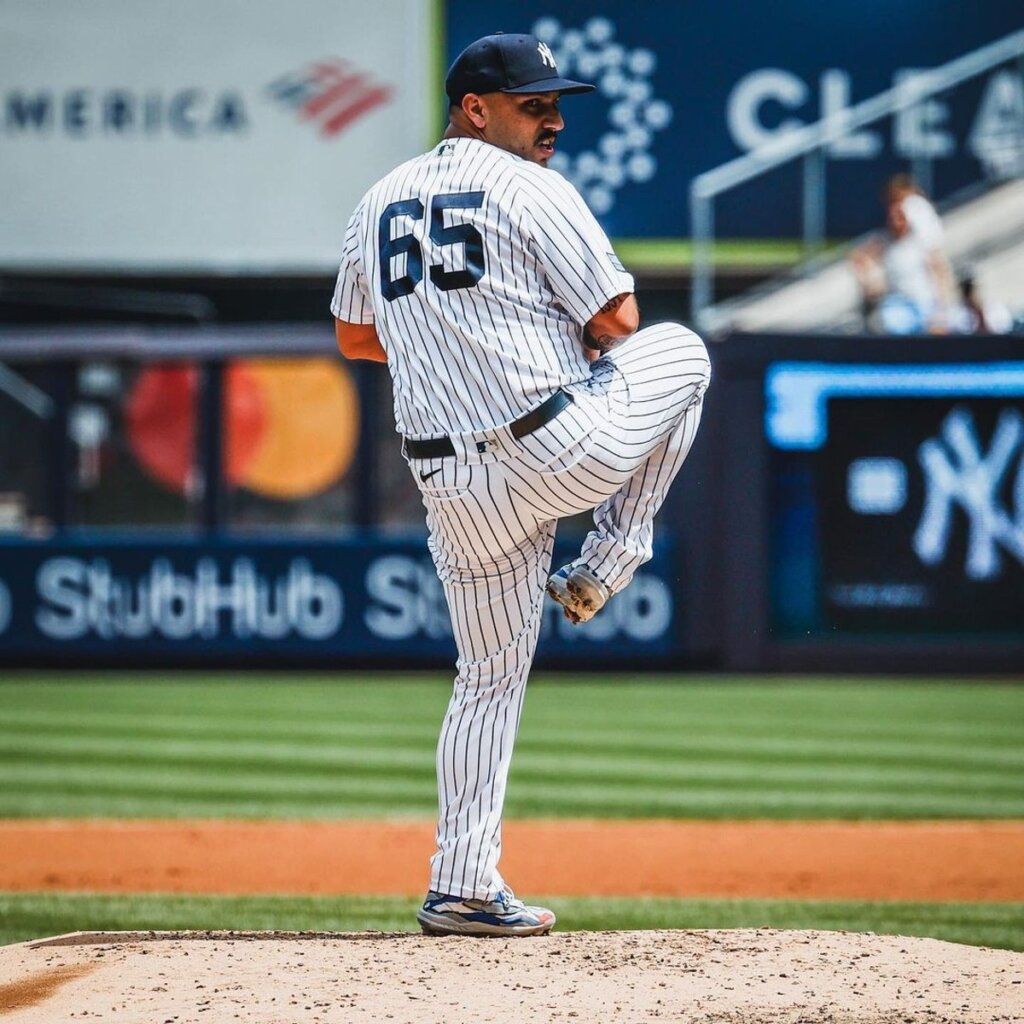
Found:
[332,32,710,936]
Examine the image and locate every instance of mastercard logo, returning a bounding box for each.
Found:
[126,358,359,500]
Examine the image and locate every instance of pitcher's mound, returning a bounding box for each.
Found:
[1,928,1021,1023]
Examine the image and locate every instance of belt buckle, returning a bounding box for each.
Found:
[476,438,497,454]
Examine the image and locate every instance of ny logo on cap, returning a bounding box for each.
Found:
[537,42,556,69]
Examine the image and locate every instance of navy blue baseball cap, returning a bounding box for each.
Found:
[445,33,595,105]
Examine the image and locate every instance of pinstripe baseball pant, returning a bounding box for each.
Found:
[412,322,711,899]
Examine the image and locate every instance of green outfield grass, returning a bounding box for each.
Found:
[0,675,1021,820]
[1,893,1021,952]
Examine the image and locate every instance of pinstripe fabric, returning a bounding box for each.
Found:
[330,137,634,438]
[330,138,709,901]
[418,323,709,899]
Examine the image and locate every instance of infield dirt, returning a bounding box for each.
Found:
[2,819,1023,901]
[2,928,1022,1023]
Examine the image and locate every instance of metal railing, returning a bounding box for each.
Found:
[689,28,1024,330]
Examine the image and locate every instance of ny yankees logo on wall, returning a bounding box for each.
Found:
[767,363,1024,633]
[814,396,1024,633]
[530,16,673,215]
[914,407,1024,581]
[842,404,1024,582]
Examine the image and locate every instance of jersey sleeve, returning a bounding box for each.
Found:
[518,171,635,326]
[330,206,375,324]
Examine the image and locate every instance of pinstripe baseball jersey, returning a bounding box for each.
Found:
[330,137,634,438]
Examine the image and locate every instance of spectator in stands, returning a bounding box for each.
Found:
[884,174,942,239]
[850,175,956,335]
[951,274,1013,335]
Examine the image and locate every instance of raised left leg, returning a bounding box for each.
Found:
[554,322,711,605]
[581,392,705,593]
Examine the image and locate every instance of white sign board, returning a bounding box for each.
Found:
[0,0,433,272]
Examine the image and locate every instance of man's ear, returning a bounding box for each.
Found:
[461,93,487,130]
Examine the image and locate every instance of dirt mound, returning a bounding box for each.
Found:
[1,929,1021,1023]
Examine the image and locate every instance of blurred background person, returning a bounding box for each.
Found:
[952,273,1014,334]
[850,175,957,335]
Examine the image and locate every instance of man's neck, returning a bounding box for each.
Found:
[442,121,485,144]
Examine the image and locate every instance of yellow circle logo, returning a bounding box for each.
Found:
[234,358,359,500]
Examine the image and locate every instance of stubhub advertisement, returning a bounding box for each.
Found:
[0,537,681,663]
[445,1,1024,237]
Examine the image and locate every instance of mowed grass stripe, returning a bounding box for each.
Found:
[1,791,1021,821]
[1,676,1022,820]
[5,681,1023,744]
[3,716,1023,773]
[4,712,1024,769]
[6,686,1024,763]
[2,740,1022,800]
[5,684,1023,749]
[0,794,437,819]
[6,675,1021,721]
[2,723,1021,791]
[1,892,1021,952]
[1,775,1021,821]
[4,759,1019,806]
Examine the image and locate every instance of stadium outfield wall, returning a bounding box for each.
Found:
[0,329,1021,671]
[709,333,1024,673]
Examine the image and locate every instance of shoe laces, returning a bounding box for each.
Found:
[497,884,526,911]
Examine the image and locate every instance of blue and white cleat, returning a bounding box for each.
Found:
[417,887,556,937]
[545,563,610,624]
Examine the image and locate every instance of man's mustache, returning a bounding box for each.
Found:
[536,132,558,144]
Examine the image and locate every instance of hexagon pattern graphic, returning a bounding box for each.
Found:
[533,15,673,215]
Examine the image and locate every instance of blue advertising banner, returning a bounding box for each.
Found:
[444,1,1024,238]
[0,535,681,663]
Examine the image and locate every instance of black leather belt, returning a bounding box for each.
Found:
[403,389,574,459]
